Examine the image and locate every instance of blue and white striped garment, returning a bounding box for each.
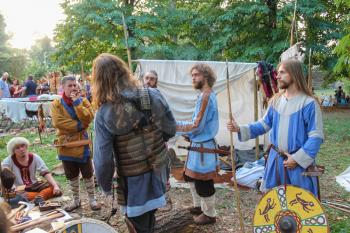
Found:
[239,94,324,196]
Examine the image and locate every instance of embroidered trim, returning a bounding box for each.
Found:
[11,153,34,185]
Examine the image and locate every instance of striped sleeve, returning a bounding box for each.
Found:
[292,100,324,168]
[238,105,273,141]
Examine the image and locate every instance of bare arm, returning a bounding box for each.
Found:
[44,173,61,195]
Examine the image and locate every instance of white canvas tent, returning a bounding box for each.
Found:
[336,166,350,192]
[135,60,266,152]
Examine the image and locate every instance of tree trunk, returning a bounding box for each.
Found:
[154,209,194,233]
[265,0,277,29]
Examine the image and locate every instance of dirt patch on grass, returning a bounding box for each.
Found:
[54,176,260,233]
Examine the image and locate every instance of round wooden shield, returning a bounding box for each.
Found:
[253,185,329,233]
[58,218,118,233]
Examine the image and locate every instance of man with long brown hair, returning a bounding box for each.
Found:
[177,63,219,225]
[227,59,324,196]
[92,53,176,233]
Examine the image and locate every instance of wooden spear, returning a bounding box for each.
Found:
[225,60,245,232]
[308,48,313,90]
[290,0,298,46]
[81,60,84,82]
[122,13,133,72]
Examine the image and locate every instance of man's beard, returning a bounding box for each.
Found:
[278,79,293,89]
[193,80,204,90]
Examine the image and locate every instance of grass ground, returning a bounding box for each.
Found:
[0,109,349,232]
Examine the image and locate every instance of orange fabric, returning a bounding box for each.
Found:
[26,186,55,201]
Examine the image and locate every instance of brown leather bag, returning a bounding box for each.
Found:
[25,181,50,192]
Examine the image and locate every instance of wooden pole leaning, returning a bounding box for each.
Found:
[122,13,133,72]
[80,60,84,81]
[254,69,259,160]
[225,60,245,233]
[290,0,298,46]
[308,49,312,90]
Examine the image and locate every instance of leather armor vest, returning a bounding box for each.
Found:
[113,88,168,177]
[114,124,168,177]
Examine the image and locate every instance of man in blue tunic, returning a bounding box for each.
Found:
[227,59,324,196]
[0,72,11,99]
[177,63,219,225]
[92,53,176,233]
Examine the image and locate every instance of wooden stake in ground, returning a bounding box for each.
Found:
[225,60,245,232]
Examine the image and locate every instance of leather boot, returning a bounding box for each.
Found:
[194,213,216,225]
[187,206,203,215]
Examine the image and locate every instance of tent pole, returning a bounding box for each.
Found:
[226,60,245,233]
[254,69,259,160]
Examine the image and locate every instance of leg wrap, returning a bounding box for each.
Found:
[189,182,201,207]
[83,177,96,200]
[83,177,100,210]
[65,177,81,212]
[69,176,80,201]
[201,194,216,217]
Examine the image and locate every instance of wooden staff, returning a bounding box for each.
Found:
[254,69,259,160]
[122,13,133,72]
[81,60,84,81]
[10,211,64,232]
[308,49,312,90]
[290,0,298,46]
[225,60,245,232]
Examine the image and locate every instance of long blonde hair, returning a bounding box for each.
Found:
[91,53,138,108]
[272,59,313,102]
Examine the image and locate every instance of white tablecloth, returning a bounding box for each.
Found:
[0,96,60,123]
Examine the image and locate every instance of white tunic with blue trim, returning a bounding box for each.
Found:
[238,94,324,195]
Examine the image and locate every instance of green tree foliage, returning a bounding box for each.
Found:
[333,0,350,78]
[53,0,135,73]
[25,36,57,78]
[0,14,9,53]
[0,13,28,79]
[53,0,348,80]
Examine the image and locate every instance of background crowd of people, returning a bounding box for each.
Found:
[0,71,91,101]
[320,86,350,107]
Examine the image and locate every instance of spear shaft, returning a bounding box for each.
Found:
[226,60,245,232]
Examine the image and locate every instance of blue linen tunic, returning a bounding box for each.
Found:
[238,94,324,195]
[177,90,220,180]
